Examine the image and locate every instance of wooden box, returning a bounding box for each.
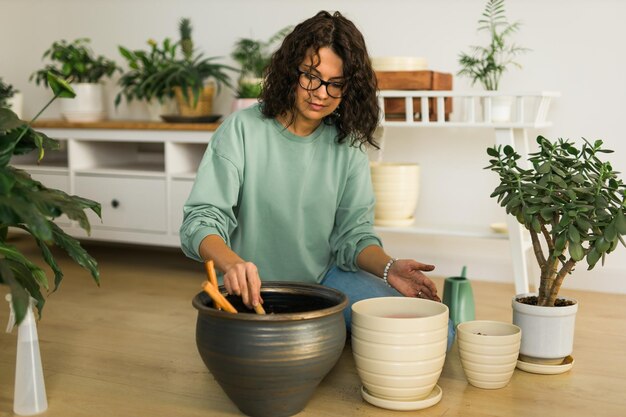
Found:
[376,70,453,121]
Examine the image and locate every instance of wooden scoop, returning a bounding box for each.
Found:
[203,260,237,314]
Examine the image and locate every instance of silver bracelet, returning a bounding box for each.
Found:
[382,258,397,287]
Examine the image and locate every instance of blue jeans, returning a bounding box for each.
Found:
[321,266,455,351]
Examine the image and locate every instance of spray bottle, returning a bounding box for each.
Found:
[5,294,48,416]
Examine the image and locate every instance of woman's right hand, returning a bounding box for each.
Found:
[222,261,264,310]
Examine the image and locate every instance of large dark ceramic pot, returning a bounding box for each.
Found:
[192,282,348,417]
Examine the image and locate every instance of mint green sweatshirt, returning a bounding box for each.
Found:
[179,104,382,283]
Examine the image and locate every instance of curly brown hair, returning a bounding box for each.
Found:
[260,11,380,148]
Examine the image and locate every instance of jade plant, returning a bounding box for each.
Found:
[487,136,626,306]
[458,0,529,90]
[30,38,120,87]
[0,73,100,325]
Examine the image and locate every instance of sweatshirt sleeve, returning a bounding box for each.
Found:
[179,123,243,262]
[330,148,382,271]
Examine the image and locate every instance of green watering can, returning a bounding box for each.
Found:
[442,266,475,328]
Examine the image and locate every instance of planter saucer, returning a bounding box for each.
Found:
[360,385,442,411]
[516,355,574,375]
[374,217,415,227]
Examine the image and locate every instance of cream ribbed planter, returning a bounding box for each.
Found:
[457,320,521,389]
[351,297,448,407]
[60,83,106,122]
[512,293,578,364]
[370,162,420,226]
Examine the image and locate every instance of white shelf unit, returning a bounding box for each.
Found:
[13,126,214,247]
[376,90,560,294]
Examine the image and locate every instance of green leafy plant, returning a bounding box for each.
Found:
[149,18,236,106]
[458,0,529,90]
[0,73,101,325]
[487,136,626,306]
[30,38,120,87]
[0,78,18,109]
[230,26,291,98]
[115,38,178,106]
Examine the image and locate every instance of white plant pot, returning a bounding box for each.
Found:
[486,96,513,122]
[60,83,106,122]
[512,293,578,364]
[146,98,177,121]
[351,297,448,405]
[370,163,419,223]
[7,92,24,119]
[231,98,259,113]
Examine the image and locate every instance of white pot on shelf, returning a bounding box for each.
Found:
[512,293,578,364]
[370,162,419,226]
[231,98,258,113]
[60,83,106,122]
[7,92,24,119]
[146,97,177,121]
[485,96,514,122]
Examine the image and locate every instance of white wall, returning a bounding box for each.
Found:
[1,0,624,293]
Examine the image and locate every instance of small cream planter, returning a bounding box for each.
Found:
[370,162,420,226]
[351,297,448,407]
[512,293,578,364]
[60,83,106,122]
[457,320,521,389]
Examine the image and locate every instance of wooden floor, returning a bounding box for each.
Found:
[1,235,625,417]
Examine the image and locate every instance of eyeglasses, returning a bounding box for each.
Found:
[297,69,345,99]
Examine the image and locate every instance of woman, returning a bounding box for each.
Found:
[180,11,441,327]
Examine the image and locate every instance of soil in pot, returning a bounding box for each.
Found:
[516,295,576,307]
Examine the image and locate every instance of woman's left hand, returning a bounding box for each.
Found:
[387,259,441,301]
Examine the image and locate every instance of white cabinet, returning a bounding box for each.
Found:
[74,174,167,232]
[15,120,216,247]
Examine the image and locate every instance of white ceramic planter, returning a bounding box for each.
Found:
[146,98,177,121]
[351,297,448,405]
[512,293,578,364]
[370,163,420,224]
[60,83,106,122]
[487,96,513,122]
[231,98,258,113]
[457,320,521,389]
[7,92,23,119]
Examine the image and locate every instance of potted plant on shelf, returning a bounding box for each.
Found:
[31,38,120,122]
[486,136,626,369]
[116,38,179,120]
[149,18,235,119]
[457,0,529,122]
[230,26,291,112]
[0,77,22,119]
